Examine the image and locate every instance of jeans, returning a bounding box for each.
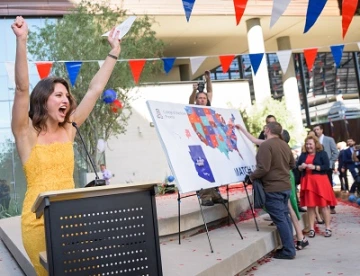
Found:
[265,190,296,257]
[348,165,360,193]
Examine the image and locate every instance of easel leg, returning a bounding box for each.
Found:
[219,199,244,240]
[178,192,181,244]
[244,183,259,231]
[227,185,230,226]
[196,191,214,253]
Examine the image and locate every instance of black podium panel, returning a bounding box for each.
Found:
[43,190,162,276]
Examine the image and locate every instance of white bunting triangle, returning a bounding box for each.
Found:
[190,56,206,75]
[270,0,291,28]
[276,50,292,74]
[357,42,360,51]
[98,60,105,68]
[5,62,15,86]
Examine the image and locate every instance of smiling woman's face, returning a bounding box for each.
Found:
[305,138,315,153]
[45,83,70,124]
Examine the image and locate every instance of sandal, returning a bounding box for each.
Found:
[324,229,332,238]
[308,230,316,238]
[295,238,309,250]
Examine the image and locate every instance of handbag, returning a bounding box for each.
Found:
[252,179,266,209]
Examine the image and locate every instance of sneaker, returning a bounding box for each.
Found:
[273,252,295,260]
[201,200,214,206]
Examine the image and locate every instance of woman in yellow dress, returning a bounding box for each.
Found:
[11,16,121,275]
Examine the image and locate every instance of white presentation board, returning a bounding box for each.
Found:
[147,101,256,193]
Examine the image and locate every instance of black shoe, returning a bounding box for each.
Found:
[213,197,228,204]
[295,238,309,250]
[298,207,307,212]
[273,252,295,260]
[201,200,214,206]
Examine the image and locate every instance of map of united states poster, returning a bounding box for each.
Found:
[147,101,256,193]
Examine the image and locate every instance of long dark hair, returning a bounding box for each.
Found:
[29,77,77,133]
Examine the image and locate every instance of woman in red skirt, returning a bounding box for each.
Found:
[297,135,337,238]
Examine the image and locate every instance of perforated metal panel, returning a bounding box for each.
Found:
[43,189,162,276]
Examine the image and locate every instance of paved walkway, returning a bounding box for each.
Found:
[240,200,360,276]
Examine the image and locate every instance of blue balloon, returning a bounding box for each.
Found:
[102,89,116,104]
[356,198,360,206]
[167,175,175,183]
[349,195,357,203]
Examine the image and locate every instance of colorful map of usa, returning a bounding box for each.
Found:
[185,106,243,159]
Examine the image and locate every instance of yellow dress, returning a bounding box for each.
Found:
[22,142,75,276]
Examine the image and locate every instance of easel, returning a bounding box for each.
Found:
[177,185,248,253]
[225,182,259,231]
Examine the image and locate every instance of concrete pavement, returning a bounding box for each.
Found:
[239,200,360,276]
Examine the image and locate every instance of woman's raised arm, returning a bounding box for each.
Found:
[235,124,264,146]
[11,16,30,138]
[71,28,121,128]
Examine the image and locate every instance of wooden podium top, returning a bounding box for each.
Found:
[32,183,157,218]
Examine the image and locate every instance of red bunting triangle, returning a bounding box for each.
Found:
[233,0,249,26]
[303,48,318,71]
[128,59,146,84]
[35,62,53,79]
[219,55,235,73]
[342,0,359,39]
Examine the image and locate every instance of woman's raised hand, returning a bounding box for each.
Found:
[107,27,121,56]
[11,16,28,40]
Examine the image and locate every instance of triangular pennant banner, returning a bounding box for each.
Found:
[65,61,82,87]
[233,0,249,26]
[330,45,344,68]
[128,59,146,84]
[190,56,206,74]
[219,55,235,73]
[342,0,359,39]
[276,50,292,74]
[248,53,264,75]
[98,60,105,68]
[303,48,318,71]
[35,62,53,79]
[161,57,176,74]
[304,0,328,33]
[270,0,291,28]
[5,62,15,86]
[182,0,196,22]
[357,42,360,51]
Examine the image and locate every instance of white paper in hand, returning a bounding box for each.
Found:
[102,16,137,39]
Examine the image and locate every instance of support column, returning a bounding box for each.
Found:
[277,36,304,135]
[246,18,271,103]
[179,64,191,81]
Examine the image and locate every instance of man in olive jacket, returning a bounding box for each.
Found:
[250,122,296,259]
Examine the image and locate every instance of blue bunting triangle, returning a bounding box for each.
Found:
[65,61,82,87]
[182,0,196,22]
[161,57,176,74]
[249,53,264,75]
[330,45,344,68]
[304,0,328,33]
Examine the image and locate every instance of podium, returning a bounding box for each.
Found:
[32,183,163,276]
